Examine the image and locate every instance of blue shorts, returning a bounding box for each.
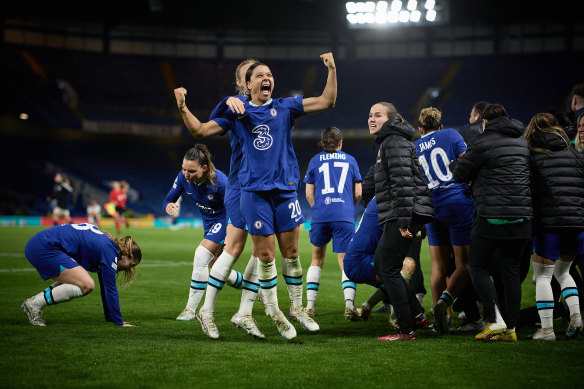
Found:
[578,231,584,256]
[309,221,354,253]
[225,187,247,230]
[343,252,378,287]
[24,234,80,281]
[240,189,305,235]
[426,201,473,246]
[202,215,227,245]
[534,230,582,261]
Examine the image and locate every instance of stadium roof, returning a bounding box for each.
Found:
[3,0,578,32]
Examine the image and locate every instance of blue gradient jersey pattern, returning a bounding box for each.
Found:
[414,128,468,203]
[213,97,305,192]
[162,170,227,229]
[304,150,362,223]
[30,224,124,325]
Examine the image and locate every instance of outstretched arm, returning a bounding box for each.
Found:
[302,52,337,114]
[174,87,225,138]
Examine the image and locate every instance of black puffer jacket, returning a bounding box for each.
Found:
[373,117,434,228]
[450,116,532,219]
[361,164,375,208]
[530,129,584,229]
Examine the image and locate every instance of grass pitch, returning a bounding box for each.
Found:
[1,226,582,388]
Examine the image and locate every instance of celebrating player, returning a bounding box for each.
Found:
[414,107,474,333]
[174,52,337,339]
[21,223,141,326]
[303,126,362,320]
[163,144,243,324]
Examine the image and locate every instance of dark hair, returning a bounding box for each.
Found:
[184,144,217,187]
[321,126,343,153]
[482,104,508,121]
[472,101,489,118]
[571,84,584,99]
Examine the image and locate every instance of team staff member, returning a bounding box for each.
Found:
[450,104,532,342]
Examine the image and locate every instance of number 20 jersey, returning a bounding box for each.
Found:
[213,97,305,192]
[414,128,468,203]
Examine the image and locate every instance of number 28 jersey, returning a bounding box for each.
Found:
[414,128,468,203]
[304,150,362,223]
[213,97,304,192]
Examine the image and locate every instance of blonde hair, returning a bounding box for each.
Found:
[103,231,142,286]
[418,107,442,133]
[235,59,259,95]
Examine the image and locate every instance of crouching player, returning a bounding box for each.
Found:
[344,197,428,336]
[22,223,141,326]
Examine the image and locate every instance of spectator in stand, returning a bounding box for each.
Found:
[576,113,584,152]
[86,199,102,227]
[109,181,129,234]
[457,101,489,145]
[450,103,532,342]
[569,84,584,125]
[524,112,584,340]
[48,172,73,226]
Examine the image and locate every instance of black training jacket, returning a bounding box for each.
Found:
[373,117,434,228]
[529,129,584,229]
[450,116,532,219]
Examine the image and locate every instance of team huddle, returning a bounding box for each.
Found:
[21,53,584,342]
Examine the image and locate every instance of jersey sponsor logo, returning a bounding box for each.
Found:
[111,256,118,271]
[254,220,263,230]
[251,124,273,150]
[196,202,216,215]
[324,196,345,204]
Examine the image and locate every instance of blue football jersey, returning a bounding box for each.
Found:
[163,170,227,223]
[414,128,468,202]
[39,223,124,325]
[209,96,246,190]
[304,150,362,223]
[213,97,305,191]
[346,197,383,257]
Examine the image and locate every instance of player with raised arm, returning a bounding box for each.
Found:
[303,126,362,320]
[174,59,268,340]
[22,223,141,326]
[164,145,244,326]
[174,52,337,339]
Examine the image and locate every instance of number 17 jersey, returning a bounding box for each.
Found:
[304,150,362,223]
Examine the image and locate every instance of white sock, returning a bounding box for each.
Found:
[364,287,386,311]
[258,259,279,316]
[306,265,321,311]
[238,256,259,316]
[494,304,507,328]
[554,260,581,317]
[342,270,356,309]
[533,261,555,330]
[201,251,236,313]
[186,246,214,312]
[32,283,83,308]
[226,270,244,289]
[415,293,425,307]
[281,256,303,309]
